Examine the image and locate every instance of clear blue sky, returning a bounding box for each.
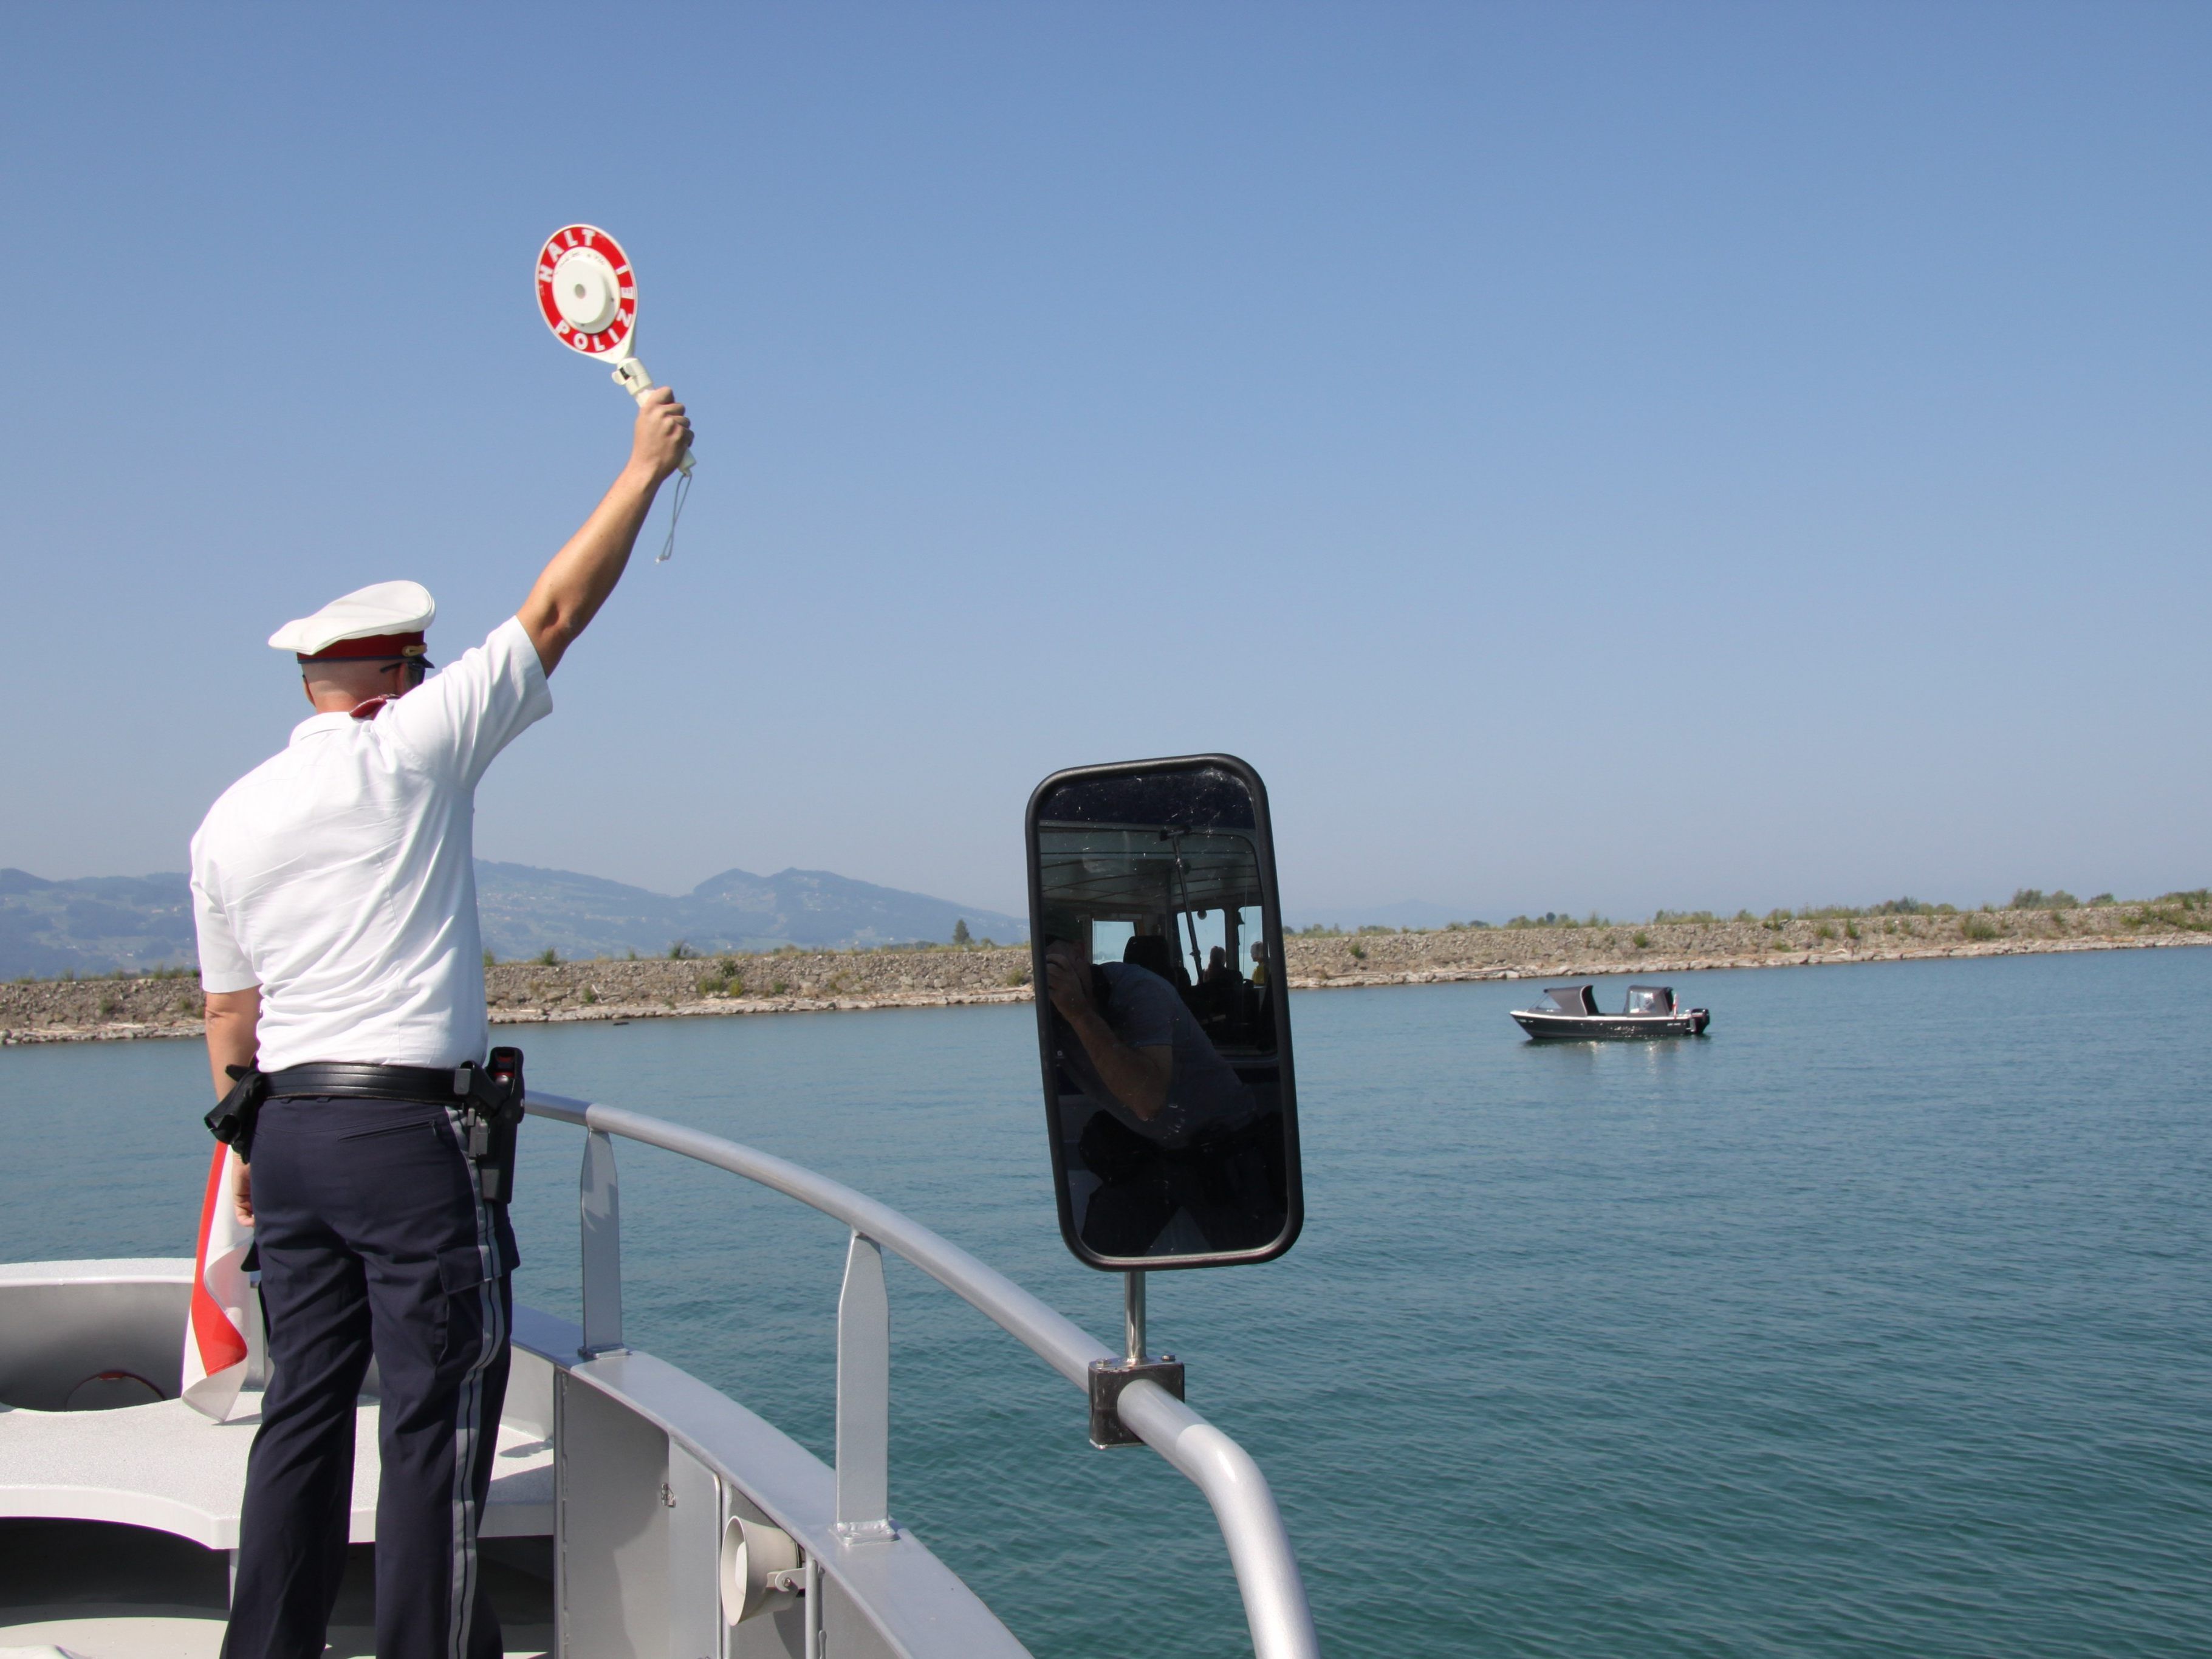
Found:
[4,4,2206,920]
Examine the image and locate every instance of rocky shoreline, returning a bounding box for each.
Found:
[5,905,2208,1046]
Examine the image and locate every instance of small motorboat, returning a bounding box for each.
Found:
[1512,983,1711,1040]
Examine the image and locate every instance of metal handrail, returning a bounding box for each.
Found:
[524,1090,1320,1659]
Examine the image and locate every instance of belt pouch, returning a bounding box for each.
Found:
[204,1065,269,1160]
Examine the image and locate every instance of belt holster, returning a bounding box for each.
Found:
[456,1047,526,1205]
[205,1065,270,1160]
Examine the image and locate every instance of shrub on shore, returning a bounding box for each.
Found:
[2122,891,2212,933]
[695,957,747,997]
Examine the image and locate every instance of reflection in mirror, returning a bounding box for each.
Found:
[1027,757,1302,1269]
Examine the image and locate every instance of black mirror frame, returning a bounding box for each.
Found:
[1026,753,1305,1272]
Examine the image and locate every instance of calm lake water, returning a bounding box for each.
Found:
[4,948,2208,1657]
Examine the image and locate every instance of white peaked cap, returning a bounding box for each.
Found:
[267,581,437,655]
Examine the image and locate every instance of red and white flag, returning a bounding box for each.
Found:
[182,1144,258,1420]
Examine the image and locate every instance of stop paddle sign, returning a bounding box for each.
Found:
[535,224,694,481]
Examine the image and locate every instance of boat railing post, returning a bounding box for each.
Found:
[833,1230,895,1541]
[578,1127,625,1356]
[1125,1270,1146,1363]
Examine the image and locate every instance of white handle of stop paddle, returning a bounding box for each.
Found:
[611,357,694,477]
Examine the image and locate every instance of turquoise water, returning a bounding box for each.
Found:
[4,948,2208,1656]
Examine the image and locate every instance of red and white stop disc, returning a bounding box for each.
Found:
[535,224,638,358]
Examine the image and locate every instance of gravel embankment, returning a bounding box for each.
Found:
[5,908,2206,1045]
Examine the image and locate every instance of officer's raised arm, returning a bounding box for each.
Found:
[519,386,693,675]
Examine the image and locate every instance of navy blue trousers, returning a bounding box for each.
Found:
[221,1096,518,1659]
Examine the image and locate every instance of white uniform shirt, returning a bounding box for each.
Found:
[190,617,552,1073]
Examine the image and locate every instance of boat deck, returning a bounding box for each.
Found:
[0,1390,555,1658]
[0,1517,553,1659]
[0,1259,556,1657]
[0,1394,554,1550]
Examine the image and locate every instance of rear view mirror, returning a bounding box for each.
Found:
[1026,755,1303,1270]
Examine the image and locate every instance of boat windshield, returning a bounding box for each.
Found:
[1625,985,1674,1014]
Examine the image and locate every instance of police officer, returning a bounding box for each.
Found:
[192,388,693,1659]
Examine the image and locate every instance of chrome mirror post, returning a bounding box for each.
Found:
[1090,1268,1183,1448]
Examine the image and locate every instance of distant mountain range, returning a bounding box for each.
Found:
[473,863,1027,960]
[0,869,198,979]
[0,863,1029,978]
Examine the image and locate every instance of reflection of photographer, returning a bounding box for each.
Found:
[1045,936,1279,1254]
[1044,937,1251,1145]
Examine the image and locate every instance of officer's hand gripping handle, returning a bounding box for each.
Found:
[612,357,695,476]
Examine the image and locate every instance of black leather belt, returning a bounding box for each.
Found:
[265,1062,480,1103]
[259,1052,529,1206]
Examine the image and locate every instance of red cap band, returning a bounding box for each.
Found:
[297,633,426,662]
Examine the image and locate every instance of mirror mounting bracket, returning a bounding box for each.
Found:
[1087,1354,1186,1449]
